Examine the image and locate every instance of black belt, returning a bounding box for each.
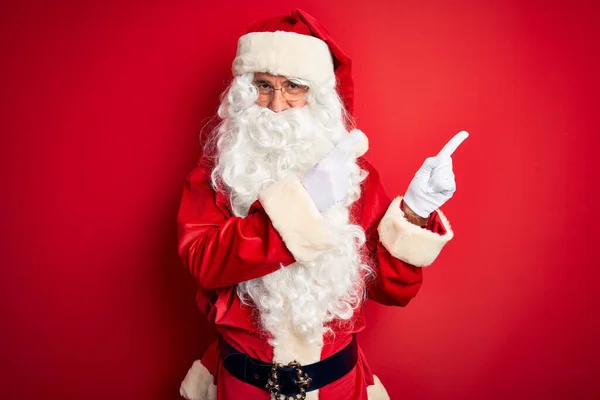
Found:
[218,335,358,399]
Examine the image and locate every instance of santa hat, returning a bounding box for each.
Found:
[232,9,355,115]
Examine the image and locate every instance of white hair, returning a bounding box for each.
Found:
[207,73,371,346]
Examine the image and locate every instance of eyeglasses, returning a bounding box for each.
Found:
[253,80,309,102]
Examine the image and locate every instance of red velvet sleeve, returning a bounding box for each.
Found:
[177,163,296,290]
[356,159,446,306]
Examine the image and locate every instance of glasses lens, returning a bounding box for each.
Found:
[253,82,308,102]
[255,84,272,96]
[282,82,307,101]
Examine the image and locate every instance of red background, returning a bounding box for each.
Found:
[1,1,599,399]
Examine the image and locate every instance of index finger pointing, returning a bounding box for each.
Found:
[437,130,469,158]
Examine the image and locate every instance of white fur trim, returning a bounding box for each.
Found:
[180,360,216,400]
[233,31,334,84]
[258,175,336,262]
[367,375,390,400]
[377,197,453,267]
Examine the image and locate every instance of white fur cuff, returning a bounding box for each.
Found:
[367,375,390,400]
[233,31,334,84]
[377,197,453,267]
[258,175,335,263]
[180,360,216,400]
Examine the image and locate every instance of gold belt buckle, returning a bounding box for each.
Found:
[265,360,312,400]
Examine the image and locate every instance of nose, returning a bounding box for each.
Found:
[268,89,290,113]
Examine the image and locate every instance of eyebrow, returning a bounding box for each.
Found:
[253,79,307,87]
[253,79,272,85]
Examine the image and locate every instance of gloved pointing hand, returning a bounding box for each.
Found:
[302,129,364,212]
[403,131,469,218]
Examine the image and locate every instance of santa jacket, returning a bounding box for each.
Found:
[177,157,453,400]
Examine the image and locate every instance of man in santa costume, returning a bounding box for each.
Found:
[177,9,467,400]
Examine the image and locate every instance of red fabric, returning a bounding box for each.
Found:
[246,9,354,116]
[177,158,447,399]
[177,165,296,290]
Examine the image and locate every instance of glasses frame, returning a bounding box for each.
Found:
[252,80,309,103]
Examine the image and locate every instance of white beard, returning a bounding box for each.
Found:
[210,78,370,351]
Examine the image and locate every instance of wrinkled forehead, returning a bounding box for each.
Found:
[252,72,309,85]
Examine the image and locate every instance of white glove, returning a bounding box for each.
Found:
[403,131,469,218]
[302,129,363,212]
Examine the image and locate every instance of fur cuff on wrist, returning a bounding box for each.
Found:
[259,175,335,262]
[377,197,453,267]
[367,375,390,400]
[180,360,216,400]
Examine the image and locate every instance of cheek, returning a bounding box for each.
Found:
[290,99,308,108]
[256,98,269,108]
